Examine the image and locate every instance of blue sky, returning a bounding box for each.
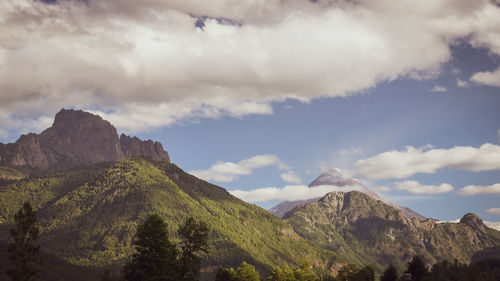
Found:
[137,43,500,222]
[0,0,500,225]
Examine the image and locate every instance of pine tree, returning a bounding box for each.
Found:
[406,256,428,281]
[6,202,42,281]
[235,262,260,281]
[178,217,209,281]
[123,214,179,281]
[380,264,398,281]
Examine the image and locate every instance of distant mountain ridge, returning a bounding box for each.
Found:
[0,109,170,171]
[269,168,425,220]
[284,190,500,272]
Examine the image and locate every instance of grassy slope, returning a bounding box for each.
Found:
[0,158,337,280]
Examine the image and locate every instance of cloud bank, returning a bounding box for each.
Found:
[229,184,366,203]
[353,143,500,180]
[189,154,301,183]
[1,0,500,138]
[458,183,500,196]
[395,180,454,195]
[486,208,500,215]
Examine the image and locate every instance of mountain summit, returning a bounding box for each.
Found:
[269,168,425,220]
[0,109,170,171]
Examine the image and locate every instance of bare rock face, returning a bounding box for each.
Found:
[284,191,498,270]
[120,134,170,162]
[0,109,170,171]
[269,168,426,220]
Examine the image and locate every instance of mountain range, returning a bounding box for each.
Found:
[0,109,499,280]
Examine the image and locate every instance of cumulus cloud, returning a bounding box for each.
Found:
[470,68,500,87]
[485,221,500,231]
[280,171,303,184]
[189,154,301,183]
[339,147,364,156]
[373,186,391,192]
[352,143,500,180]
[229,184,366,203]
[395,180,454,194]
[486,208,500,215]
[457,78,469,88]
[430,86,448,92]
[1,0,500,139]
[458,183,500,195]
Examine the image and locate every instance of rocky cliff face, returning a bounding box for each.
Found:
[269,168,425,220]
[120,134,170,162]
[284,191,500,271]
[0,109,170,171]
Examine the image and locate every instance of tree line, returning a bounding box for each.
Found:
[4,202,500,281]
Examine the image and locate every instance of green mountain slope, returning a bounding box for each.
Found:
[0,158,337,279]
[284,191,500,272]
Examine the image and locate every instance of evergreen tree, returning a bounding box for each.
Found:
[235,262,260,281]
[215,267,237,281]
[353,266,375,281]
[267,266,294,281]
[123,214,178,281]
[337,264,360,281]
[6,202,42,281]
[406,256,428,281]
[293,260,317,281]
[380,264,398,281]
[178,217,209,281]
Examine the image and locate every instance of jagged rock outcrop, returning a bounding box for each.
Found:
[120,134,170,162]
[0,109,170,171]
[284,191,500,271]
[269,168,426,220]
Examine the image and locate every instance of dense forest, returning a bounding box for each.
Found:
[3,203,500,281]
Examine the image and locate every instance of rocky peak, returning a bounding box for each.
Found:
[120,134,170,162]
[460,213,487,233]
[309,168,360,187]
[0,109,170,171]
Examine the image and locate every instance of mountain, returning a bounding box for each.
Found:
[0,109,170,172]
[283,191,500,272]
[269,168,425,220]
[0,158,337,280]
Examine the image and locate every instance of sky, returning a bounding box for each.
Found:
[1,0,500,226]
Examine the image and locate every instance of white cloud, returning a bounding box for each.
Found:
[373,186,391,192]
[229,184,366,203]
[1,0,500,138]
[458,183,500,196]
[457,78,469,88]
[470,67,500,87]
[280,171,302,184]
[353,143,500,180]
[485,221,500,231]
[486,208,500,215]
[189,154,288,182]
[395,180,454,195]
[430,85,447,92]
[339,147,364,156]
[436,219,460,224]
